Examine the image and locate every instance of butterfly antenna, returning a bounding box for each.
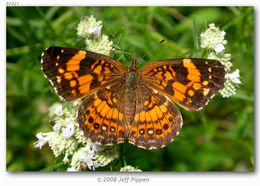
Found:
[109,34,120,48]
[109,34,132,62]
[137,39,165,62]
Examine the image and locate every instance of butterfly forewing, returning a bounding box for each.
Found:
[140,58,225,111]
[41,47,127,101]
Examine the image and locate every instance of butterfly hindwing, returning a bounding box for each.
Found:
[140,58,225,111]
[77,81,127,145]
[41,47,127,101]
[128,83,183,149]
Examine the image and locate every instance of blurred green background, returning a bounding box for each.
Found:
[6,7,254,171]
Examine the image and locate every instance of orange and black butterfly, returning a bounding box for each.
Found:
[41,47,225,149]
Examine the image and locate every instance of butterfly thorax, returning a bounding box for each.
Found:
[128,59,139,71]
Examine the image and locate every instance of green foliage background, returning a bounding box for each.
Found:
[6,7,254,171]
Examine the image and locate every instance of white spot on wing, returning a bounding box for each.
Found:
[195,92,219,111]
[50,80,54,86]
[118,140,125,144]
[128,141,135,145]
[148,146,157,150]
[58,95,65,101]
[137,145,146,149]
[180,121,183,128]
[210,94,216,99]
[42,73,47,78]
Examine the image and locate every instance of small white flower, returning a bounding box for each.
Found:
[214,43,225,54]
[200,23,227,52]
[82,146,96,159]
[63,153,69,163]
[61,122,75,139]
[94,146,119,167]
[220,69,241,98]
[120,165,142,172]
[53,122,61,132]
[46,132,66,157]
[77,15,103,39]
[88,27,101,39]
[67,166,78,172]
[46,132,77,157]
[70,148,85,171]
[89,161,100,170]
[74,128,88,144]
[227,69,241,84]
[48,103,63,117]
[86,142,104,152]
[72,100,81,107]
[70,147,101,171]
[209,23,216,29]
[219,81,236,98]
[54,105,63,116]
[85,35,113,55]
[34,133,48,149]
[80,152,100,170]
[65,118,74,125]
[91,143,103,152]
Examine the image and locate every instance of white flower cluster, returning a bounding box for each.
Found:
[200,23,241,98]
[120,165,142,172]
[86,35,113,56]
[34,103,118,171]
[219,69,241,97]
[77,15,113,56]
[77,15,102,39]
[200,23,227,54]
[69,145,101,171]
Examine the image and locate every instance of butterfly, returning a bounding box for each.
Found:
[41,46,225,150]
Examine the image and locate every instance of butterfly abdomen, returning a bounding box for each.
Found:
[124,72,139,128]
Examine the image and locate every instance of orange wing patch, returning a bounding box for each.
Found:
[66,50,87,71]
[183,59,201,82]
